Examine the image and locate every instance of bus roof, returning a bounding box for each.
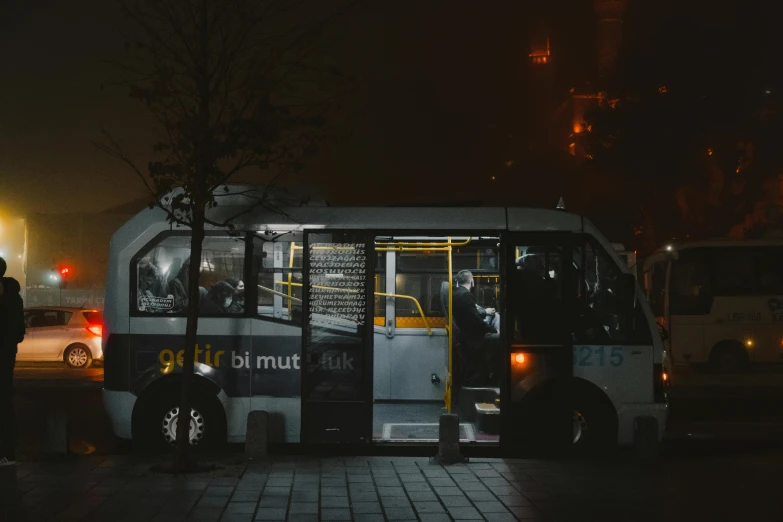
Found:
[125,184,598,233]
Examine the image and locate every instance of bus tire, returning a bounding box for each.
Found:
[141,388,226,452]
[709,341,749,374]
[570,387,617,456]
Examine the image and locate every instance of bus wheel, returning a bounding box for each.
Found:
[570,395,616,455]
[154,391,225,450]
[709,342,748,374]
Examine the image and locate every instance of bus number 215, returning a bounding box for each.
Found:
[573,346,624,367]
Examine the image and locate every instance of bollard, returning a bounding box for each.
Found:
[245,410,269,458]
[45,408,69,456]
[432,414,467,465]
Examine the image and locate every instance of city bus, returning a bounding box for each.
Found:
[102,186,667,454]
[644,239,783,372]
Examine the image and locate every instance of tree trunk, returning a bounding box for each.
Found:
[172,203,206,472]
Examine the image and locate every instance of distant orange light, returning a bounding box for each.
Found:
[662,372,668,382]
[514,353,526,364]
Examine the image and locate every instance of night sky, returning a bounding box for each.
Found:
[0,0,766,217]
[0,1,589,216]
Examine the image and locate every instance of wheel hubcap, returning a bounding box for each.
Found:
[68,347,88,367]
[161,406,206,445]
[573,410,587,444]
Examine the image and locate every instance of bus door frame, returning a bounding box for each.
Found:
[500,231,576,453]
[300,229,375,444]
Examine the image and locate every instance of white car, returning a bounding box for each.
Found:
[17,307,103,368]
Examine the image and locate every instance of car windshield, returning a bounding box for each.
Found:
[82,311,103,324]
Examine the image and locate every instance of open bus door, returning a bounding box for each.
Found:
[300,231,374,444]
[501,233,575,453]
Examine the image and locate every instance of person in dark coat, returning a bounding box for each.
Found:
[0,257,25,465]
[452,270,499,385]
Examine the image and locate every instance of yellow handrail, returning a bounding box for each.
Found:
[288,243,296,320]
[375,292,432,335]
[274,281,432,335]
[376,246,450,252]
[445,236,453,413]
[375,238,473,247]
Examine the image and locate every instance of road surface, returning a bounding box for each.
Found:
[14,361,103,386]
[10,361,783,457]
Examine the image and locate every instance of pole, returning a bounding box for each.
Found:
[447,237,453,413]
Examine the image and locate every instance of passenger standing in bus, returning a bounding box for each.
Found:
[453,270,499,384]
[168,258,190,312]
[0,257,25,465]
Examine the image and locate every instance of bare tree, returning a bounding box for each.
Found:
[96,0,356,472]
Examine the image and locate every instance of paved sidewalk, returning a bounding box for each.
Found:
[3,450,783,521]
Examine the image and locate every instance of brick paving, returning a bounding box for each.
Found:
[3,450,783,521]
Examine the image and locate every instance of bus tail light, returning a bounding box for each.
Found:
[653,363,668,403]
[511,352,529,372]
[510,352,531,402]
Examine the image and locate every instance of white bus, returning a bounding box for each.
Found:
[644,239,783,372]
[102,186,667,454]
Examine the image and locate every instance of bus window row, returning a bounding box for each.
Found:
[645,246,783,316]
[132,232,648,345]
[132,232,501,326]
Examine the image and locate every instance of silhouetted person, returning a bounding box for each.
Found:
[0,257,25,465]
[453,270,499,385]
[139,264,166,297]
[168,258,190,312]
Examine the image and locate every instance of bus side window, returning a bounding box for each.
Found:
[757,247,783,295]
[255,237,303,323]
[512,245,564,343]
[713,250,756,296]
[134,234,246,316]
[668,255,712,315]
[574,238,651,344]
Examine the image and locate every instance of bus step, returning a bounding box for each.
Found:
[475,402,501,435]
[459,387,500,422]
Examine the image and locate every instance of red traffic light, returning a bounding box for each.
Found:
[59,266,71,277]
